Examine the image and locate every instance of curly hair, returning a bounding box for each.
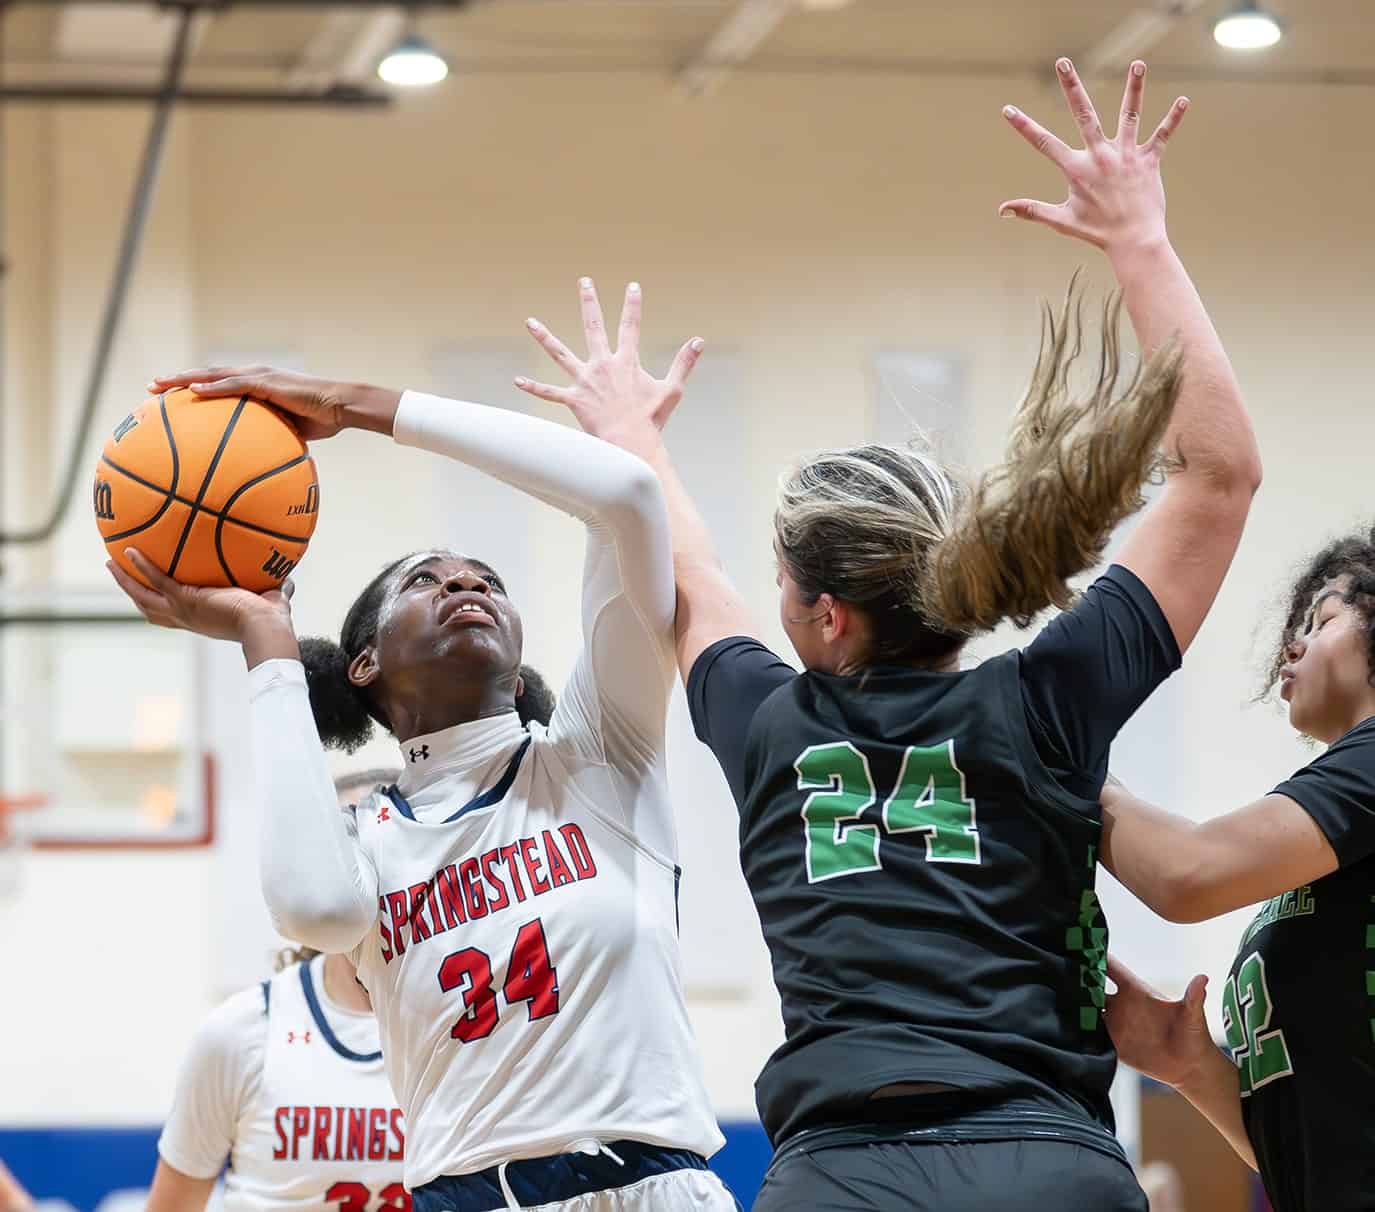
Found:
[1264,526,1375,698]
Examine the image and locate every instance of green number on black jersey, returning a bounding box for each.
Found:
[1221,951,1294,1097]
[882,741,980,864]
[796,740,979,883]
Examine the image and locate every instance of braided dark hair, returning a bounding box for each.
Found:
[1264,525,1375,699]
[300,553,554,752]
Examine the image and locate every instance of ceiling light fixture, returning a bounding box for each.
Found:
[1213,5,1283,50]
[377,33,450,87]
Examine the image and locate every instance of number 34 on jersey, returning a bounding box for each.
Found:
[795,739,980,883]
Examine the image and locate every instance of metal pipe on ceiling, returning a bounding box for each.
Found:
[0,83,389,101]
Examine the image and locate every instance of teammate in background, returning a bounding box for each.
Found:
[147,768,413,1212]
[114,343,736,1210]
[0,1158,33,1212]
[1101,527,1375,1212]
[518,61,1259,1210]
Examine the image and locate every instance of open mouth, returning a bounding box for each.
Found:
[439,596,497,628]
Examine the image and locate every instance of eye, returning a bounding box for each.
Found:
[481,572,505,594]
[405,569,439,589]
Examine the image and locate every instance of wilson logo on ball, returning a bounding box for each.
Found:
[93,481,115,521]
[261,549,297,580]
[112,414,139,442]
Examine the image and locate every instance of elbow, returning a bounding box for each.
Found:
[600,455,667,530]
[266,891,370,953]
[1152,867,1218,924]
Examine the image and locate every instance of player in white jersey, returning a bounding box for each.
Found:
[150,949,404,1212]
[118,287,737,1212]
[148,771,414,1212]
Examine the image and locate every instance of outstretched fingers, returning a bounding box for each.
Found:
[617,281,643,360]
[1054,58,1107,146]
[1002,105,1074,170]
[513,376,578,410]
[525,317,583,378]
[1117,60,1147,144]
[578,277,611,358]
[1143,95,1190,157]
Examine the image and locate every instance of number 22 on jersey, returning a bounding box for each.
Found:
[795,740,980,883]
[1221,951,1294,1096]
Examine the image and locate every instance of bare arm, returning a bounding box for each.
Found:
[1105,958,1257,1169]
[519,280,762,682]
[0,1159,33,1212]
[1003,59,1261,655]
[1100,781,1337,923]
[145,1161,217,1212]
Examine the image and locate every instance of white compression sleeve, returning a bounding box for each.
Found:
[393,392,677,765]
[251,659,377,951]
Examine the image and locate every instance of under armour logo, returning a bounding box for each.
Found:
[409,745,430,763]
[93,480,115,520]
[286,1030,312,1044]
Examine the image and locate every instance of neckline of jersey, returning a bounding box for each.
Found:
[396,709,526,793]
[299,956,383,1064]
[386,736,532,826]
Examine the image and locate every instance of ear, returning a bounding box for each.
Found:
[514,673,525,700]
[348,647,381,690]
[816,594,845,643]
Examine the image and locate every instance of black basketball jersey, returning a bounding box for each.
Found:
[688,565,1181,1148]
[1225,716,1375,1212]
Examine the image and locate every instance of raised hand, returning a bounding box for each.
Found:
[515,278,703,460]
[1000,58,1188,252]
[109,547,293,645]
[1104,954,1216,1089]
[147,367,401,441]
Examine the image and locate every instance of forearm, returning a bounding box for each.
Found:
[1107,240,1260,490]
[1175,1045,1258,1170]
[641,440,759,679]
[1099,787,1202,920]
[250,660,375,950]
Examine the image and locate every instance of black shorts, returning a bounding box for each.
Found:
[754,1135,1148,1212]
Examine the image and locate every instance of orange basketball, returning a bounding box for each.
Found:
[93,387,320,590]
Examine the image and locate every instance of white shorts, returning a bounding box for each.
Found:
[514,1169,737,1212]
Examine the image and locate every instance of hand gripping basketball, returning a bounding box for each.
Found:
[148,366,351,441]
[109,547,294,645]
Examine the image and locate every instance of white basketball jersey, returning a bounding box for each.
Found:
[226,957,408,1212]
[351,718,723,1191]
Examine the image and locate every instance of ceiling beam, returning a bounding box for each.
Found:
[1078,0,1212,79]
[678,0,795,98]
[286,9,408,92]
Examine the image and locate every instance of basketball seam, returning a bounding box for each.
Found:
[100,455,314,544]
[215,452,314,585]
[167,397,249,579]
[94,393,185,545]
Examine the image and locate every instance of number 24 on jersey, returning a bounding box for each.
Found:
[796,740,980,883]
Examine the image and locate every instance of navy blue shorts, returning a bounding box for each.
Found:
[411,1140,713,1212]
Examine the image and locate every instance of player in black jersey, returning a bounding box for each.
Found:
[1100,527,1375,1212]
[518,60,1261,1211]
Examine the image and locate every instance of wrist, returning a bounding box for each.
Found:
[240,614,300,670]
[1104,232,1175,273]
[335,383,402,435]
[1173,1040,1232,1098]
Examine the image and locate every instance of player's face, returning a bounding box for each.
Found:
[373,550,524,683]
[1281,579,1375,742]
[777,559,829,671]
